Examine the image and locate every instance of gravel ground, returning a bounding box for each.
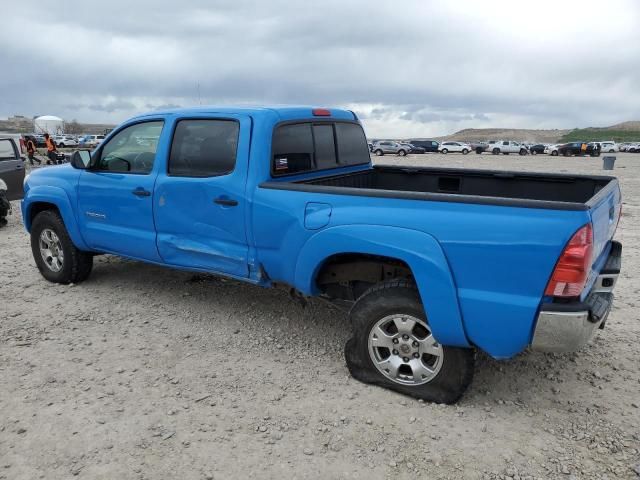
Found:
[1,153,639,480]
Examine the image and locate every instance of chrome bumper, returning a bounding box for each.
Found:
[531,242,621,353]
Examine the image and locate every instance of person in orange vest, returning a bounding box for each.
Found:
[44,133,58,165]
[25,136,41,166]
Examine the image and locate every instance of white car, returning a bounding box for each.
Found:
[54,135,79,148]
[439,142,471,154]
[598,141,618,153]
[489,141,528,155]
[545,144,560,156]
[80,134,105,147]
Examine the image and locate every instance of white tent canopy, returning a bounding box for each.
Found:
[34,115,64,134]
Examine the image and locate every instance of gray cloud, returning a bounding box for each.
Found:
[2,0,639,137]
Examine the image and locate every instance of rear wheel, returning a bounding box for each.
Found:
[345,280,474,404]
[551,150,558,156]
[563,150,571,157]
[30,210,93,284]
[492,148,500,155]
[531,150,538,155]
[462,148,469,155]
[374,149,384,156]
[441,148,448,154]
[398,150,406,157]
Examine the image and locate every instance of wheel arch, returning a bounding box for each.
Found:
[23,186,89,250]
[294,225,469,347]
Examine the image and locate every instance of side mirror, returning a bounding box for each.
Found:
[71,150,91,169]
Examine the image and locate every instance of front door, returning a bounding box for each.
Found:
[154,115,250,277]
[0,139,25,201]
[77,120,166,261]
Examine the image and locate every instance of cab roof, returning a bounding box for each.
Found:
[132,105,358,122]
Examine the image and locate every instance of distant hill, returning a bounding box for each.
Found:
[437,128,570,143]
[411,121,640,144]
[559,121,640,142]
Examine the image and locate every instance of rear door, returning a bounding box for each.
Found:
[0,138,25,201]
[153,114,251,277]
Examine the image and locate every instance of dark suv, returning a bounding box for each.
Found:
[0,137,25,226]
[407,139,439,153]
[557,142,601,157]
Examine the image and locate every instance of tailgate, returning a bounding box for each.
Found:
[584,179,621,297]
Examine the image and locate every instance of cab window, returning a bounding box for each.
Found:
[95,121,164,174]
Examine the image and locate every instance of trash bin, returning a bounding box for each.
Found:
[603,156,616,170]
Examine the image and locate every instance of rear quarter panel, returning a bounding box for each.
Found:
[251,179,591,358]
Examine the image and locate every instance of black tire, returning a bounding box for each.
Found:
[551,150,558,156]
[462,148,469,155]
[30,210,93,284]
[0,191,10,227]
[345,280,474,404]
[398,150,406,157]
[440,149,448,154]
[475,147,483,154]
[519,149,527,156]
[531,150,537,155]
[59,143,65,148]
[608,149,614,153]
[374,149,384,156]
[492,148,500,155]
[563,150,570,157]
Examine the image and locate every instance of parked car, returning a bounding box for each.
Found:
[598,141,618,153]
[545,144,560,156]
[407,140,439,153]
[22,105,623,404]
[55,135,79,148]
[474,140,499,154]
[489,141,528,155]
[0,136,25,226]
[557,142,601,157]
[627,144,640,153]
[438,141,471,154]
[400,143,426,154]
[371,141,409,156]
[79,134,105,147]
[529,144,546,155]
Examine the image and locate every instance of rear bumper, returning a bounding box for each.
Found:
[531,241,621,353]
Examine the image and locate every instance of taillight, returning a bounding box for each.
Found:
[312,108,331,116]
[545,223,593,297]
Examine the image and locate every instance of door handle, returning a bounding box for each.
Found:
[214,197,238,207]
[132,188,151,197]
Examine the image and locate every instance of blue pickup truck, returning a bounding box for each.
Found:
[22,106,622,403]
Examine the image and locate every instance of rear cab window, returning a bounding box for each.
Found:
[272,121,369,176]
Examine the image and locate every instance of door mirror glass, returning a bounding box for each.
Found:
[71,150,91,169]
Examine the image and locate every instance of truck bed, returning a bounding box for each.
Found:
[263,165,617,210]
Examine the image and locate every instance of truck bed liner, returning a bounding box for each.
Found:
[262,166,617,211]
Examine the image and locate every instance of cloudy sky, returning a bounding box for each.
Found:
[2,0,639,137]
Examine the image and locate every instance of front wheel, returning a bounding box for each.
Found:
[30,210,93,284]
[462,148,469,155]
[531,150,538,155]
[440,149,448,154]
[519,149,527,156]
[551,150,558,156]
[0,190,10,228]
[345,280,474,404]
[492,148,500,155]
